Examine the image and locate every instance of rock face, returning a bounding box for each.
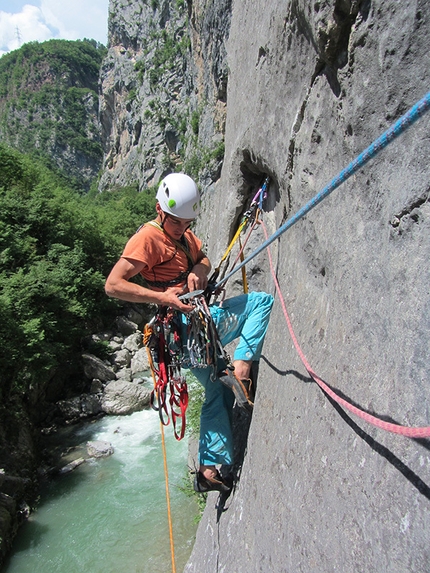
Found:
[182,1,430,572]
[100,0,429,571]
[101,379,151,415]
[86,441,115,458]
[82,354,117,382]
[98,0,229,191]
[57,320,152,421]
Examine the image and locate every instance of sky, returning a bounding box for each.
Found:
[0,0,110,57]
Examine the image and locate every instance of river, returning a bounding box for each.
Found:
[2,410,199,573]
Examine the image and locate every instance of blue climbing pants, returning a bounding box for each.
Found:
[186,291,274,466]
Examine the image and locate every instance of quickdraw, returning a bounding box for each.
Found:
[185,294,231,380]
[144,293,235,439]
[206,176,269,299]
[145,308,188,441]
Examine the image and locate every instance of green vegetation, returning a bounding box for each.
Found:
[0,39,107,190]
[0,39,105,94]
[185,372,205,438]
[0,144,156,402]
[140,92,225,179]
[183,140,225,180]
[134,26,190,91]
[179,471,207,520]
[180,371,207,516]
[190,110,200,135]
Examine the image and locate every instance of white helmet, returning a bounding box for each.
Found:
[156,173,201,219]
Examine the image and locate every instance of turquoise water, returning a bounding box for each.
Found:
[2,411,198,573]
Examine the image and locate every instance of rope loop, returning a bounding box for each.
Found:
[145,310,188,441]
[261,221,430,438]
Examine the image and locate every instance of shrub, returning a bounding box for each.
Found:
[0,145,156,400]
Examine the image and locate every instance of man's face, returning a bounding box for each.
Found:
[162,213,194,239]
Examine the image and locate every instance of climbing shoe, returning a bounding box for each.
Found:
[193,470,233,494]
[218,369,253,409]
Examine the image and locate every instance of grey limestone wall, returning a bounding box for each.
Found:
[187,0,430,572]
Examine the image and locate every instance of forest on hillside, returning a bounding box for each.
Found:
[0,40,107,191]
[0,144,156,403]
[0,37,165,564]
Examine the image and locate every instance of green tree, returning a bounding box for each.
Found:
[0,39,107,191]
[0,145,156,402]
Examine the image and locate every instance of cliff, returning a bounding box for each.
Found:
[98,0,229,192]
[100,0,430,571]
[0,39,106,191]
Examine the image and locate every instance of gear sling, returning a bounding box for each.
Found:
[145,290,233,440]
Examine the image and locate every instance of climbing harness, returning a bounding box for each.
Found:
[143,220,196,289]
[145,292,238,439]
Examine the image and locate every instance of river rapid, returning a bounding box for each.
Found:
[2,410,199,573]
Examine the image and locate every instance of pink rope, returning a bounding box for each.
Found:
[261,221,430,438]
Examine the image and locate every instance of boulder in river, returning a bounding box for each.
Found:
[86,441,114,458]
[101,380,151,415]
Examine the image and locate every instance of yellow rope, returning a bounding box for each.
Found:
[146,346,177,573]
[213,208,260,293]
[238,236,248,294]
[213,217,248,275]
[160,422,176,573]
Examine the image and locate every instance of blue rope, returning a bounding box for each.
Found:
[214,91,430,290]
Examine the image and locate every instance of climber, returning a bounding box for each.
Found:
[105,173,273,493]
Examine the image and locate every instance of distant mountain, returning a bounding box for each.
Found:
[0,39,106,192]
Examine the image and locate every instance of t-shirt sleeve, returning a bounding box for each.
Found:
[121,226,162,271]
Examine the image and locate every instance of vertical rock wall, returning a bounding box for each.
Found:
[100,0,429,570]
[98,0,230,192]
[187,0,430,571]
[98,0,191,190]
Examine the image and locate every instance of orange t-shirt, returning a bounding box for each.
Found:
[121,222,203,290]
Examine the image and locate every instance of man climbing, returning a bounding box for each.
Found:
[105,173,273,493]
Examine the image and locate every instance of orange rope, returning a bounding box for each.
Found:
[147,347,177,573]
[160,422,176,573]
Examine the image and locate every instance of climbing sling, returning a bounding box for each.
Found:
[145,308,188,440]
[206,177,269,299]
[145,293,236,440]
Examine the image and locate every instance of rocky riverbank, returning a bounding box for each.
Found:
[57,317,152,424]
[0,304,156,565]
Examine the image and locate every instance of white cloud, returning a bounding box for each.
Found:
[0,1,108,57]
[40,0,108,44]
[0,5,53,55]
